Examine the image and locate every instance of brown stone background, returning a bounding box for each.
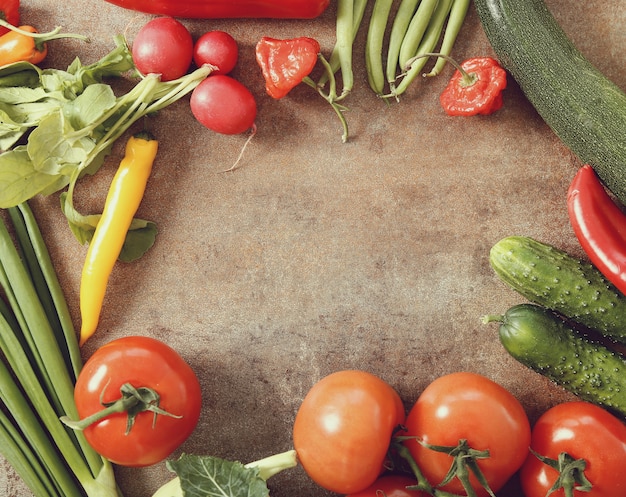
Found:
[0,0,624,495]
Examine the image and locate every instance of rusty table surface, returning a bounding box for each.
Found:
[0,0,625,496]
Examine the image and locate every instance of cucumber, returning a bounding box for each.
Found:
[490,236,626,344]
[473,0,626,204]
[484,303,626,418]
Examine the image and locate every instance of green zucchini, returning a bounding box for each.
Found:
[484,303,626,418]
[474,0,626,204]
[490,236,626,344]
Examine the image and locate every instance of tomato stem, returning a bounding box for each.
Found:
[393,437,497,497]
[60,382,182,433]
[530,449,592,497]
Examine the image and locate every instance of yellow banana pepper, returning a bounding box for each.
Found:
[79,132,158,346]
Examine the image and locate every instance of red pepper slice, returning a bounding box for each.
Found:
[102,0,330,19]
[0,0,20,36]
[255,36,320,99]
[567,164,626,295]
[439,57,507,116]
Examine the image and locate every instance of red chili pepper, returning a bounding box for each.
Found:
[567,164,626,295]
[439,56,507,116]
[102,0,330,19]
[0,0,19,36]
[255,36,320,99]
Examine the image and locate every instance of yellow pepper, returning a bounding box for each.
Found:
[79,132,158,346]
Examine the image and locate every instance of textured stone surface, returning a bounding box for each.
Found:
[0,1,624,496]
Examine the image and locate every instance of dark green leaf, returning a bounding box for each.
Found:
[167,454,270,497]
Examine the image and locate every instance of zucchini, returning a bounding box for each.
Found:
[484,303,626,418]
[490,236,626,344]
[473,0,626,204]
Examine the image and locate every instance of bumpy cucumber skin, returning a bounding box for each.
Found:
[490,236,626,343]
[473,0,626,204]
[496,303,626,418]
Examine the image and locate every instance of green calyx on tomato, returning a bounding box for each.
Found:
[528,450,591,497]
[61,382,182,434]
[408,438,496,497]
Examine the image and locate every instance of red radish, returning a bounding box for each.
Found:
[193,30,239,75]
[132,17,193,81]
[190,75,257,135]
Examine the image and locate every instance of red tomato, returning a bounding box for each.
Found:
[193,30,239,75]
[0,0,20,36]
[132,16,193,81]
[190,74,257,135]
[521,401,626,497]
[293,370,406,494]
[74,336,202,467]
[404,372,530,497]
[347,475,427,497]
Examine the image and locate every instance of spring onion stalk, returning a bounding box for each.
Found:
[0,412,58,497]
[8,204,83,380]
[0,204,124,497]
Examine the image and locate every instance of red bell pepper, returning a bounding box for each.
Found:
[567,164,626,296]
[439,56,507,116]
[102,0,330,19]
[0,0,19,36]
[255,36,320,99]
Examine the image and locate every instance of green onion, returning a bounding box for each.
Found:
[0,203,123,497]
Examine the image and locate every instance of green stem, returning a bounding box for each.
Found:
[0,18,89,47]
[0,312,85,497]
[0,410,61,497]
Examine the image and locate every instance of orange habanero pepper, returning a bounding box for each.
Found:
[0,23,88,66]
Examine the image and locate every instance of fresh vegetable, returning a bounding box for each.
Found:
[62,336,202,467]
[0,21,88,66]
[489,235,626,344]
[364,0,394,95]
[473,0,626,205]
[437,55,506,116]
[0,202,122,496]
[568,164,626,298]
[0,36,213,241]
[152,451,298,497]
[520,401,626,497]
[78,132,158,347]
[190,74,257,134]
[102,0,330,19]
[293,370,405,494]
[484,303,626,418]
[0,0,19,36]
[255,36,320,99]
[383,0,469,98]
[193,30,238,75]
[131,17,193,81]
[347,475,426,497]
[401,372,530,497]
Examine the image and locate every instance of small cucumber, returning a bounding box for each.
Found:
[490,236,626,344]
[484,303,626,418]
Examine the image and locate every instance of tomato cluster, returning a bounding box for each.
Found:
[131,16,256,135]
[292,370,626,497]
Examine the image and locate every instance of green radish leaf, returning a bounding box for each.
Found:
[167,454,270,497]
[60,192,157,261]
[0,147,65,208]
